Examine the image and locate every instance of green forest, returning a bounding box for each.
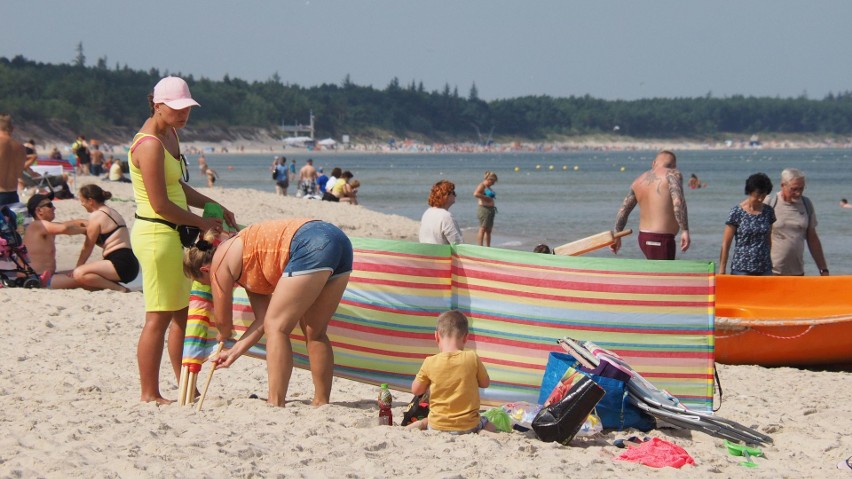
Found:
[2,54,852,143]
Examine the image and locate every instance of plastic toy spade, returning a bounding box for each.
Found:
[725,440,763,468]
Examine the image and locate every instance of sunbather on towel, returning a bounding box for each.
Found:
[405,310,498,434]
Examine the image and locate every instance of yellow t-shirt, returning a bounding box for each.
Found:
[414,350,488,431]
[331,179,347,196]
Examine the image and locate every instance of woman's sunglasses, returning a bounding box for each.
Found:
[178,154,189,183]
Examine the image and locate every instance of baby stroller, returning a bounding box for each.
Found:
[0,205,41,288]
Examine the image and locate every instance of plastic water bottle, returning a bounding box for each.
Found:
[377,383,393,426]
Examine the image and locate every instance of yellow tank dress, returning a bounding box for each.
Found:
[128,133,191,311]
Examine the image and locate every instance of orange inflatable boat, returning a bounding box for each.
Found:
[714,275,852,367]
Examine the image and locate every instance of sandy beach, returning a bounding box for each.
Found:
[2,181,851,478]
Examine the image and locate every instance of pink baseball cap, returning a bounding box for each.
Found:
[152,76,200,109]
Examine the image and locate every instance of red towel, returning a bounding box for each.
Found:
[615,437,695,468]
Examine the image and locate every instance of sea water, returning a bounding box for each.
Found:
[189,149,852,275]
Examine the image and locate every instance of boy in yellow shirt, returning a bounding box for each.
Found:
[406,310,497,434]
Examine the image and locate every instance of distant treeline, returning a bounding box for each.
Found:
[3,55,852,142]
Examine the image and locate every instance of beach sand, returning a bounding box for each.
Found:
[2,181,850,478]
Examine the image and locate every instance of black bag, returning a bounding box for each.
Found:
[400,392,430,426]
[134,214,200,248]
[272,171,277,180]
[177,225,201,248]
[532,375,605,444]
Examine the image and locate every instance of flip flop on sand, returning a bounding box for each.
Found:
[838,456,852,471]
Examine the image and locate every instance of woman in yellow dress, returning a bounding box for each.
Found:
[129,76,237,404]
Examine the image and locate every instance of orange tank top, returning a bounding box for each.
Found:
[236,219,314,294]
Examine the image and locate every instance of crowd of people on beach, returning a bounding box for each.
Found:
[0,75,845,441]
[268,156,360,204]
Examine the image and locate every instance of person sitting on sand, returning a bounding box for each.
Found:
[325,170,358,204]
[183,219,353,407]
[346,179,361,203]
[841,198,852,209]
[108,159,131,183]
[419,180,463,245]
[324,167,342,194]
[405,309,497,434]
[23,193,88,289]
[72,184,139,292]
[316,167,329,193]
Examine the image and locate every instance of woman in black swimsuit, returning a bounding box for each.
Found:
[73,184,139,292]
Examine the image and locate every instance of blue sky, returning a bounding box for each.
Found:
[3,0,850,101]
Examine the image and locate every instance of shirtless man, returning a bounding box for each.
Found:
[0,113,27,207]
[23,193,88,288]
[611,150,690,260]
[298,158,318,196]
[90,143,105,176]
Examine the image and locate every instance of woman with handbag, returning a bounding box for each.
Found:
[129,76,237,404]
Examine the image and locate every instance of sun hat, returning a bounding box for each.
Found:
[153,77,200,109]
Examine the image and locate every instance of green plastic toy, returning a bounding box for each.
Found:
[724,440,764,468]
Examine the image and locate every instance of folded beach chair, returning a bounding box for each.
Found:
[21,169,74,199]
[558,337,773,446]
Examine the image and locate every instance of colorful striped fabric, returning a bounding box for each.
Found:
[182,238,715,410]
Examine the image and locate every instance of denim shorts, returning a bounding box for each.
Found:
[283,221,353,279]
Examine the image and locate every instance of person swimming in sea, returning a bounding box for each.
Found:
[688,173,707,189]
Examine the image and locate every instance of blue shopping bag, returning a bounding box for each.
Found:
[538,352,655,432]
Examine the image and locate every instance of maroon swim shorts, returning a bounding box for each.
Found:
[638,232,676,260]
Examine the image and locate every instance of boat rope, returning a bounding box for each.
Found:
[715,313,852,328]
[715,324,816,340]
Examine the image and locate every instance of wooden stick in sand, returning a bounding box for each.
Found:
[196,342,225,412]
[177,365,190,406]
[553,229,632,256]
[184,364,200,405]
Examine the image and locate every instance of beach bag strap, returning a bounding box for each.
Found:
[769,193,815,228]
[802,196,815,228]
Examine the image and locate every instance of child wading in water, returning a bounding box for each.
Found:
[406,310,497,434]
